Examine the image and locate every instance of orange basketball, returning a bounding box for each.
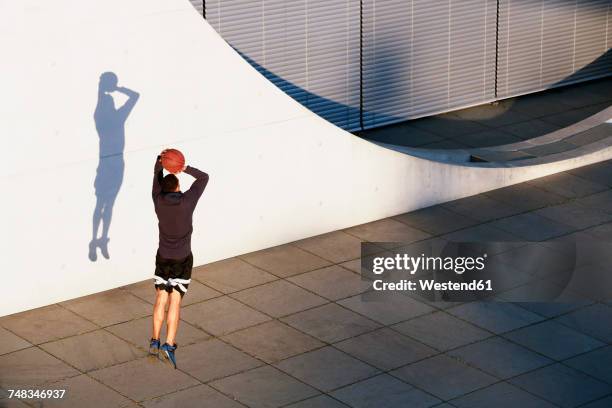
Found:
[161,149,185,173]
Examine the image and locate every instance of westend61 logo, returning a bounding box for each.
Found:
[372,253,487,275]
[362,239,612,302]
[370,252,493,293]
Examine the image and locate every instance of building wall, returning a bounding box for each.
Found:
[203,0,612,131]
[2,0,611,317]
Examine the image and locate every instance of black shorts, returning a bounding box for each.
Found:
[153,251,193,297]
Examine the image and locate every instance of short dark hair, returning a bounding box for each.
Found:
[161,174,179,193]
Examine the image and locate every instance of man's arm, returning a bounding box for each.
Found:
[152,155,164,200]
[183,165,210,206]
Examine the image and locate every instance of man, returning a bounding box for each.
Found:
[150,150,209,368]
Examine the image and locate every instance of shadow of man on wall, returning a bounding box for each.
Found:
[89,72,139,261]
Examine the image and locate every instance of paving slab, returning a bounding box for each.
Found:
[335,327,436,370]
[177,339,263,383]
[508,95,574,118]
[274,346,379,392]
[576,190,612,214]
[231,280,328,318]
[394,205,480,235]
[285,394,349,408]
[337,292,435,325]
[0,304,97,344]
[450,381,556,408]
[535,201,612,230]
[293,230,379,263]
[106,315,210,348]
[410,115,490,138]
[141,384,243,408]
[580,395,612,408]
[89,356,199,401]
[359,123,444,147]
[491,243,576,277]
[447,302,544,334]
[565,346,612,384]
[496,281,593,318]
[287,265,371,301]
[555,304,612,343]
[442,225,523,250]
[0,346,80,388]
[584,222,612,240]
[540,107,599,127]
[528,172,608,199]
[550,262,612,302]
[500,118,561,139]
[390,354,497,400]
[191,257,278,294]
[27,374,132,408]
[343,218,431,247]
[420,139,471,149]
[509,363,612,408]
[484,183,567,212]
[60,289,151,327]
[503,320,604,361]
[555,87,611,108]
[331,374,441,408]
[40,329,146,372]
[522,140,576,156]
[339,251,394,276]
[449,336,552,379]
[222,320,324,363]
[566,124,612,146]
[489,212,575,241]
[181,296,270,336]
[508,302,593,321]
[568,161,612,188]
[240,244,331,277]
[449,101,527,124]
[442,194,524,222]
[0,327,31,356]
[281,303,381,343]
[392,311,491,351]
[0,392,30,408]
[457,129,525,147]
[210,365,319,408]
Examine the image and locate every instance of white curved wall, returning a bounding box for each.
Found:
[1,0,610,316]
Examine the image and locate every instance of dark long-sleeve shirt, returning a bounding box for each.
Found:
[152,157,209,260]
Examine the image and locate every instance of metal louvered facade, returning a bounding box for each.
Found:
[205,1,361,130]
[203,1,611,131]
[497,0,612,99]
[362,0,497,127]
[190,0,204,16]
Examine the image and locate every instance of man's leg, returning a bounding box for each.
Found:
[165,290,182,346]
[152,288,168,340]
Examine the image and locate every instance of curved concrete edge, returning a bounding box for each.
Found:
[380,105,611,164]
[2,0,611,316]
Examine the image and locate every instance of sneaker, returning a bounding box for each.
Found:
[161,342,178,369]
[149,338,160,356]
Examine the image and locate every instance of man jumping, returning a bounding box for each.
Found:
[149,149,209,368]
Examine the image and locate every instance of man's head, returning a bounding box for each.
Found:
[161,174,180,193]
